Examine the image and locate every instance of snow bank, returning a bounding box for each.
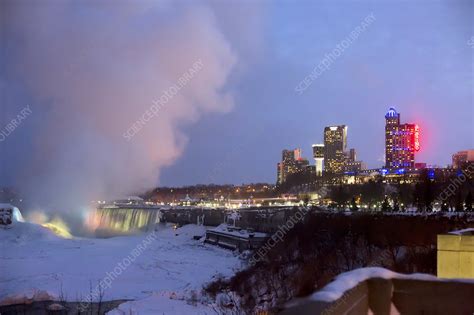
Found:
[0,222,240,312]
[448,228,474,235]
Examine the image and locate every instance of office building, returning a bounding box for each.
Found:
[324,125,347,174]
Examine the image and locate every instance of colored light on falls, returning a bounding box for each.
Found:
[86,208,162,233]
[25,210,72,238]
[42,219,73,239]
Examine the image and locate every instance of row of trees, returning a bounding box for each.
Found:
[328,172,473,212]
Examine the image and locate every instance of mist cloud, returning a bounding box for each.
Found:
[2,1,237,210]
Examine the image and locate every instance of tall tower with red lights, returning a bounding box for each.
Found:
[385,107,420,169]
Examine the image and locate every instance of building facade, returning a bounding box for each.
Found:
[324,125,348,174]
[452,150,474,169]
[385,107,420,169]
[342,148,365,173]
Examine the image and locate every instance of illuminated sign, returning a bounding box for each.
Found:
[414,125,420,152]
[385,107,398,118]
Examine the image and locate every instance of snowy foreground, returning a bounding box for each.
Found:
[0,222,241,314]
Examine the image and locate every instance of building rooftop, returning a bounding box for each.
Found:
[207,224,268,239]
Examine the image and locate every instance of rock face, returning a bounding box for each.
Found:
[0,206,13,225]
[0,203,24,226]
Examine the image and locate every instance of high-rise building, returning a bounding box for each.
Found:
[324,125,347,174]
[385,107,420,169]
[277,149,308,184]
[312,144,324,176]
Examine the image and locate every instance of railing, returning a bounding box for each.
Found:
[281,276,474,315]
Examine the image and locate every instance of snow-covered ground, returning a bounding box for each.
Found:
[0,221,241,314]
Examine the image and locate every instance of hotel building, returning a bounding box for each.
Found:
[385,107,420,169]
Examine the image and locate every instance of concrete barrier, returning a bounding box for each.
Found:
[281,276,474,315]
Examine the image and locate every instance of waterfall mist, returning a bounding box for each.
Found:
[2,1,240,233]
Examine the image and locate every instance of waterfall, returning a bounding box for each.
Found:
[88,206,162,234]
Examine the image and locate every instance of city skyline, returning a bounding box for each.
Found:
[160,102,474,187]
[275,106,445,187]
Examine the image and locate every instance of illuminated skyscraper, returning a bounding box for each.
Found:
[385,107,420,169]
[277,149,308,184]
[312,144,324,176]
[324,125,347,174]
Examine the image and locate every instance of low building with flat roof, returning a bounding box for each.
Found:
[205,224,269,252]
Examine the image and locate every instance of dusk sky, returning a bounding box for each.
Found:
[1,0,473,204]
[162,0,473,185]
